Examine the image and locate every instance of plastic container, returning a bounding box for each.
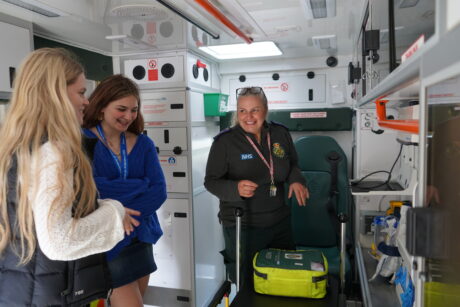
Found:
[371,216,387,257]
[373,216,387,246]
[204,93,228,116]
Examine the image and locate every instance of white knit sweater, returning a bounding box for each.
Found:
[28,142,125,261]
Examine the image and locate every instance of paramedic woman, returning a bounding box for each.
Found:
[204,86,309,285]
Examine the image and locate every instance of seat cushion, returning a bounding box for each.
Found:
[290,171,337,247]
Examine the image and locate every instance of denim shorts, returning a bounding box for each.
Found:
[108,239,157,288]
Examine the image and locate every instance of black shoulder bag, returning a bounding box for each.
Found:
[61,252,112,306]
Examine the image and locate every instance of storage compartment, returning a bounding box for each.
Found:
[145,127,188,152]
[141,91,186,122]
[158,155,189,193]
[0,20,31,95]
[204,93,228,116]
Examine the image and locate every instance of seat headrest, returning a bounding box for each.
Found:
[294,136,346,172]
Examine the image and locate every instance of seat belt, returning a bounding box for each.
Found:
[326,151,341,244]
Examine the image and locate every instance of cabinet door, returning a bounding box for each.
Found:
[0,21,31,92]
[141,91,186,122]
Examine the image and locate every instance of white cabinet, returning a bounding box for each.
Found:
[0,20,31,94]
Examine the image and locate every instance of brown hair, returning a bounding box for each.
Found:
[83,74,144,134]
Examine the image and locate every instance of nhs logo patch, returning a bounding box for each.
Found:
[241,153,254,160]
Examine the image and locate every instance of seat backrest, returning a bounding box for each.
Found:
[290,135,350,248]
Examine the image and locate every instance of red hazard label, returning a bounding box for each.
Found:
[147,22,156,34]
[148,69,158,81]
[280,83,289,92]
[148,59,157,69]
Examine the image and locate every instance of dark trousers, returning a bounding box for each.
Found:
[222,215,295,287]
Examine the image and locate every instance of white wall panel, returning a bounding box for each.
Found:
[150,199,192,290]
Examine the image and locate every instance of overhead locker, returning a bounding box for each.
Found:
[124,55,184,85]
[187,53,211,87]
[121,17,184,48]
[0,20,31,94]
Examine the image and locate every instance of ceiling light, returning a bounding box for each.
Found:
[1,0,67,17]
[299,0,336,19]
[311,35,337,49]
[199,41,282,60]
[399,0,419,8]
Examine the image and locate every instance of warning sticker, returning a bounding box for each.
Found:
[280,82,289,92]
[148,59,157,69]
[148,69,158,81]
[290,112,327,119]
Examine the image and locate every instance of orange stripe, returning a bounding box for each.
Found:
[374,98,419,134]
[194,0,253,44]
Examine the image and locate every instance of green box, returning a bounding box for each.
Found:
[204,93,228,116]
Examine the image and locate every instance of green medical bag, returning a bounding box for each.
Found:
[253,249,328,298]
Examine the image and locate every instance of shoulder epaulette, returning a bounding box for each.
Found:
[270,120,289,130]
[213,128,231,140]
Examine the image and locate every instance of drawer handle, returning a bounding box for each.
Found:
[170,103,184,109]
[174,212,187,218]
[173,172,186,177]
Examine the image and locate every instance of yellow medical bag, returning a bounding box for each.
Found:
[253,249,328,298]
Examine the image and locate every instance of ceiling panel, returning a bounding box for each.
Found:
[0,0,367,58]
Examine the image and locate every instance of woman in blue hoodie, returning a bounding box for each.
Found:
[83,74,167,307]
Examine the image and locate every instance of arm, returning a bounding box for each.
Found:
[30,143,125,261]
[204,138,243,202]
[142,137,167,211]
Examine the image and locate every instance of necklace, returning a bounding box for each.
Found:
[106,139,121,156]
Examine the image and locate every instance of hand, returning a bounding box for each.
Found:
[123,207,141,236]
[288,182,309,206]
[237,180,258,198]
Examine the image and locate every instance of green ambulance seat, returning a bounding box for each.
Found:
[289,135,351,278]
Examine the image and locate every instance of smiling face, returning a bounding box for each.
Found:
[67,73,88,125]
[237,95,267,137]
[100,95,139,133]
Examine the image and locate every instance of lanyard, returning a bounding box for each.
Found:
[96,124,128,179]
[245,133,274,183]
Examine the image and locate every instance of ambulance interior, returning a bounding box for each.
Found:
[0,0,459,306]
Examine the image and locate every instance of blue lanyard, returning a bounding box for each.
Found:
[96,124,128,179]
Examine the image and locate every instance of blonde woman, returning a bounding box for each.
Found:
[0,48,140,305]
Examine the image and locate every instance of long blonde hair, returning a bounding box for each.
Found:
[0,48,97,264]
